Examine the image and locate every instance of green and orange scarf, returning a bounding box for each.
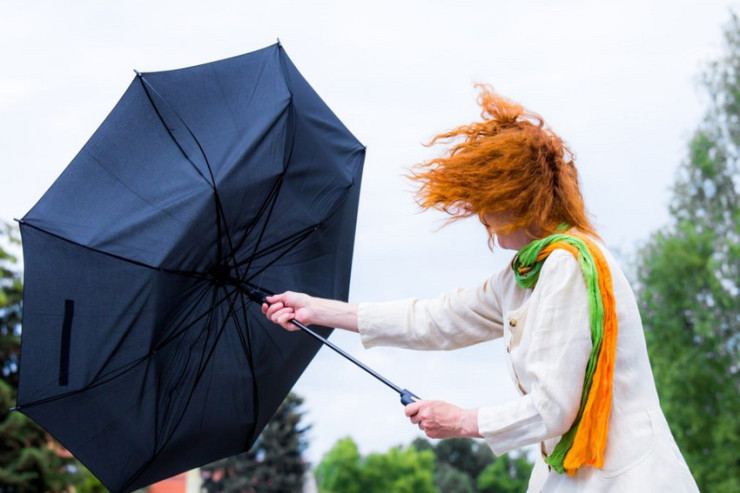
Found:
[512,231,617,476]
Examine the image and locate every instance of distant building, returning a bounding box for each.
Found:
[145,469,201,493]
[143,466,317,492]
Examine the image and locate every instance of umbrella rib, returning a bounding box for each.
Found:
[242,175,362,287]
[234,285,289,359]
[233,223,318,268]
[229,289,262,449]
[214,98,296,276]
[230,177,284,259]
[16,349,149,411]
[122,284,242,493]
[148,288,229,354]
[136,74,212,188]
[232,100,295,279]
[153,286,219,456]
[244,228,317,283]
[18,221,220,282]
[137,73,236,271]
[83,280,211,389]
[235,175,283,282]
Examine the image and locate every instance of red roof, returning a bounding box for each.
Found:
[147,472,188,493]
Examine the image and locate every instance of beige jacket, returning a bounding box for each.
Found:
[357,245,699,492]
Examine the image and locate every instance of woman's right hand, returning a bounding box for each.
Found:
[261,291,315,330]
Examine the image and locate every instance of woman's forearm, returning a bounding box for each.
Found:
[263,291,359,333]
[311,297,359,332]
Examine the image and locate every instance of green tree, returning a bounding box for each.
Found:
[201,392,310,492]
[635,13,740,493]
[314,438,364,493]
[315,437,437,493]
[433,437,493,484]
[411,437,531,493]
[476,453,532,493]
[362,445,437,493]
[434,462,473,493]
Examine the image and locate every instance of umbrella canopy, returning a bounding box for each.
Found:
[16,43,365,492]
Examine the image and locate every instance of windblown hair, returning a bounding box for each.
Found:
[410,85,597,240]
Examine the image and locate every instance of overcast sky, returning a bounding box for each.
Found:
[2,0,737,467]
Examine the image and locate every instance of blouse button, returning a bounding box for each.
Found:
[509,318,518,327]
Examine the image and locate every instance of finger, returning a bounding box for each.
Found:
[269,305,296,321]
[277,311,297,325]
[270,308,294,323]
[265,293,286,305]
[264,301,283,316]
[405,401,423,417]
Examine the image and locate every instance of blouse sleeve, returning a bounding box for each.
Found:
[477,250,593,455]
[356,274,505,350]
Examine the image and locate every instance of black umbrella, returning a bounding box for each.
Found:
[14,43,415,492]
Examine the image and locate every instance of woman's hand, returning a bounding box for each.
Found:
[261,291,315,330]
[405,400,481,439]
[262,292,360,333]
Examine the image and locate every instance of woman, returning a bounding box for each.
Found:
[262,86,699,492]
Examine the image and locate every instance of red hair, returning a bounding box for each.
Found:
[410,85,597,240]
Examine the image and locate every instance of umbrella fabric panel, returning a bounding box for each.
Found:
[22,78,216,270]
[140,45,294,187]
[17,225,190,403]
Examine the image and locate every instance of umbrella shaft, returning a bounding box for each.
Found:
[238,284,416,403]
[290,319,405,395]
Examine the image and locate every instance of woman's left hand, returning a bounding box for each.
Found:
[405,400,481,439]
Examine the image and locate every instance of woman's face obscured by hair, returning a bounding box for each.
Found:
[482,212,535,251]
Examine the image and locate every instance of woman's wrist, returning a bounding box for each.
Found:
[311,297,359,332]
[461,408,482,438]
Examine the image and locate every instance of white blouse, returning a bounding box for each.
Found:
[357,245,699,492]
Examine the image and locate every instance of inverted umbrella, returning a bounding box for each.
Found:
[15,43,415,492]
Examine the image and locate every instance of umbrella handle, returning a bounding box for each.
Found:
[400,389,420,405]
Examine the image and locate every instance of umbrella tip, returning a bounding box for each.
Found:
[276,37,282,47]
[134,69,142,77]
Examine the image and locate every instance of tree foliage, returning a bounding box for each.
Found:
[315,437,437,493]
[476,454,532,493]
[201,392,310,492]
[433,437,494,485]
[317,436,532,493]
[635,13,740,493]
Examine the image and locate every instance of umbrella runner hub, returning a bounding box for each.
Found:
[207,263,234,285]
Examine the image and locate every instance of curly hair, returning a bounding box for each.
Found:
[409,85,597,240]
